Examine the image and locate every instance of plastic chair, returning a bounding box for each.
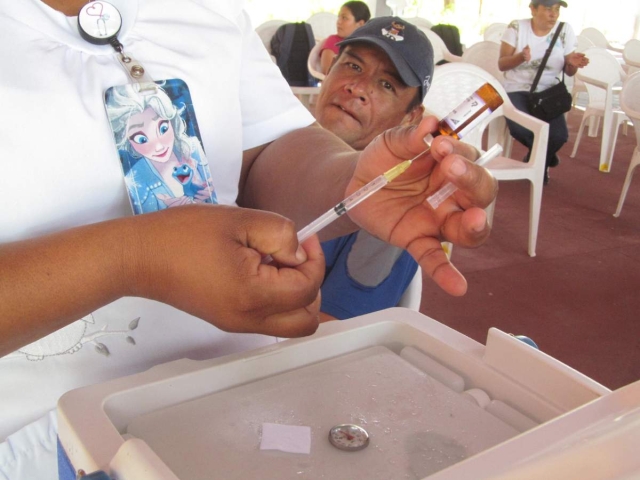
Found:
[307,40,325,82]
[397,267,422,311]
[580,27,623,53]
[623,39,640,75]
[419,27,463,65]
[461,42,511,155]
[483,22,508,44]
[462,41,504,83]
[290,86,321,112]
[401,16,433,31]
[306,12,337,42]
[424,63,549,257]
[613,72,640,217]
[570,47,628,172]
[570,35,595,108]
[255,19,287,55]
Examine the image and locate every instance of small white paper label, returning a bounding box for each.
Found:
[260,423,311,454]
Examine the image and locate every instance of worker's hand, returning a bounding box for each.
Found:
[131,205,325,338]
[521,45,531,63]
[346,115,497,296]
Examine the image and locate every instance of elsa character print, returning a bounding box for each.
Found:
[106,82,217,214]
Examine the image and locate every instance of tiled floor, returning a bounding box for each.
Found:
[420,108,640,391]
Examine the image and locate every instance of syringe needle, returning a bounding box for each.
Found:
[297,148,427,243]
[426,144,503,210]
[262,149,427,264]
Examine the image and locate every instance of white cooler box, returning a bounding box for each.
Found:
[57,308,640,480]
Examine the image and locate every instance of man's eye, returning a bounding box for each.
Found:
[346,62,361,72]
[382,81,395,91]
[130,133,148,144]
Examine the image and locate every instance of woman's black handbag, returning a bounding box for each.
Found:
[528,79,572,122]
[527,22,573,122]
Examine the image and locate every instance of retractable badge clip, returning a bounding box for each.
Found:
[78,1,155,89]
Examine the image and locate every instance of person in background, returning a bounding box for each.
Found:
[0,1,497,478]
[315,17,459,321]
[498,0,588,184]
[319,1,371,75]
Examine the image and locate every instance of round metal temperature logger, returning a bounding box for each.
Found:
[328,424,370,451]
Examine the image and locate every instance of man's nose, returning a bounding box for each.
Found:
[345,79,371,102]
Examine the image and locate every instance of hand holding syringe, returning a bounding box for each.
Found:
[263,83,505,264]
[262,143,502,264]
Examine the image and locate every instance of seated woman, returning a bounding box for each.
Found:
[498,0,588,184]
[319,1,371,75]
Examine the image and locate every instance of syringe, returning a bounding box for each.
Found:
[296,148,432,245]
[426,143,503,209]
[262,143,501,264]
[261,149,427,264]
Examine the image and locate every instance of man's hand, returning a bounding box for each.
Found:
[345,115,498,296]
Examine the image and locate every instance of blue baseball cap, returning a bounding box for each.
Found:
[532,0,568,7]
[337,16,434,101]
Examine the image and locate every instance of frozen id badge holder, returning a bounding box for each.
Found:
[104,80,217,214]
[79,1,217,215]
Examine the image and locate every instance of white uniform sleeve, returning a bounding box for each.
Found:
[236,10,315,150]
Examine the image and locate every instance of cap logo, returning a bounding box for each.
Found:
[381,21,405,42]
[423,75,431,94]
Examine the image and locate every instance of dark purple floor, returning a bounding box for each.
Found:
[420,109,640,391]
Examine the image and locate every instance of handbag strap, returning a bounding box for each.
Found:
[530,22,565,93]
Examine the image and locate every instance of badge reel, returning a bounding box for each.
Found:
[78,1,154,87]
[81,1,218,215]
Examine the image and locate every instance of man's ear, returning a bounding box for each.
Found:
[401,104,425,127]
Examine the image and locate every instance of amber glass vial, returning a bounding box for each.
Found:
[434,83,503,140]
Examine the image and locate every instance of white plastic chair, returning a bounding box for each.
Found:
[576,34,596,52]
[570,35,595,108]
[462,41,504,83]
[420,27,463,65]
[255,19,287,55]
[306,12,338,43]
[483,22,508,44]
[570,47,628,172]
[424,63,549,257]
[580,27,623,53]
[623,39,640,75]
[290,86,321,112]
[401,16,433,31]
[461,42,512,156]
[397,267,422,311]
[613,72,640,217]
[307,40,325,82]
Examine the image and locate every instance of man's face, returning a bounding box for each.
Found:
[314,43,423,151]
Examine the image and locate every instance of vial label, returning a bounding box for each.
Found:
[442,92,494,139]
[456,108,493,139]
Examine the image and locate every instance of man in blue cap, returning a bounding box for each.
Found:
[314,17,478,321]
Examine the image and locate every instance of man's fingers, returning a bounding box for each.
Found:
[436,154,498,209]
[440,207,491,249]
[406,236,467,296]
